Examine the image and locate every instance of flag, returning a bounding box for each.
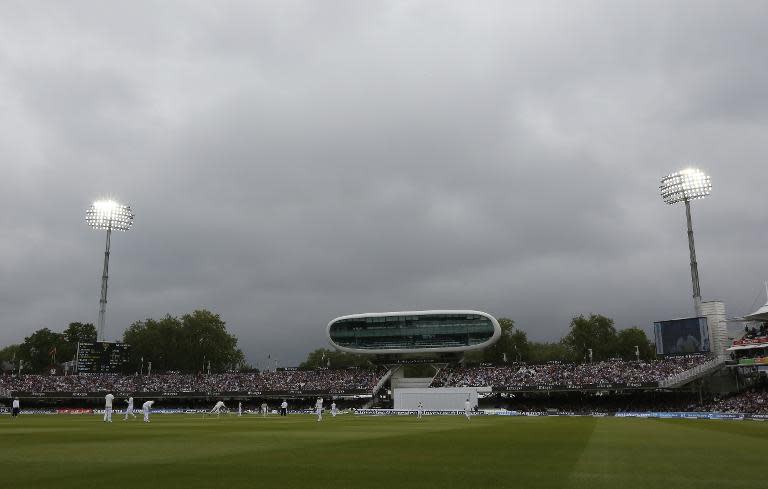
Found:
[502,352,507,363]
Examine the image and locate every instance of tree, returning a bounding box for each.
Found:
[18,328,67,373]
[122,310,244,373]
[481,318,530,364]
[615,327,655,361]
[562,314,618,362]
[300,348,372,369]
[527,341,571,363]
[60,322,97,362]
[0,344,21,372]
[63,322,97,344]
[123,315,183,373]
[180,309,244,372]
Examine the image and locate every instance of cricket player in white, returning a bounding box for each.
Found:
[142,400,154,422]
[124,397,136,420]
[315,398,323,422]
[261,401,268,417]
[417,401,424,419]
[331,402,337,417]
[12,398,20,419]
[210,400,226,417]
[464,399,472,421]
[280,400,288,416]
[104,393,115,423]
[237,402,242,417]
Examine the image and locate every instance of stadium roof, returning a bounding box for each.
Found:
[741,283,768,322]
[743,303,768,322]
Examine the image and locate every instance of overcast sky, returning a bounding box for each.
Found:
[1,1,767,366]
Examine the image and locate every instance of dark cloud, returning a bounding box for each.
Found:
[2,1,768,366]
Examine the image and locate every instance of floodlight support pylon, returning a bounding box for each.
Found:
[684,199,702,315]
[97,225,112,342]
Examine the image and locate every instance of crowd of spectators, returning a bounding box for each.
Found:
[742,323,768,340]
[432,356,708,388]
[0,357,712,394]
[5,357,768,414]
[0,368,386,394]
[701,385,768,415]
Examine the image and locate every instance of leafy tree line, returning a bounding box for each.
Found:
[122,310,244,373]
[464,314,655,365]
[0,310,244,374]
[299,348,373,369]
[1,311,654,374]
[0,322,96,373]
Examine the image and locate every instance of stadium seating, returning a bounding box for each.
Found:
[432,356,709,389]
[0,368,385,394]
[0,356,726,401]
[701,387,768,414]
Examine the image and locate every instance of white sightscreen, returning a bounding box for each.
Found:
[394,388,478,410]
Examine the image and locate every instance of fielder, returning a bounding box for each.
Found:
[280,400,288,416]
[142,400,154,423]
[315,397,323,422]
[104,393,114,423]
[331,402,337,417]
[238,402,242,417]
[417,401,424,419]
[210,400,226,417]
[464,398,472,422]
[124,397,136,420]
[261,401,268,417]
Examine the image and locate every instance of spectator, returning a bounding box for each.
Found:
[0,368,385,395]
[432,356,708,389]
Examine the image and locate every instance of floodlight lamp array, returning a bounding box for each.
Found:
[659,168,711,205]
[85,200,134,231]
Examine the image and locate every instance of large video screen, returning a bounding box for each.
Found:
[653,317,710,355]
[76,342,130,373]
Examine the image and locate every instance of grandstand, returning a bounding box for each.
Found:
[3,311,768,415]
[725,286,768,366]
[4,353,766,415]
[432,356,708,391]
[0,368,385,400]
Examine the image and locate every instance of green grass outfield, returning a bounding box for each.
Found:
[1,414,765,489]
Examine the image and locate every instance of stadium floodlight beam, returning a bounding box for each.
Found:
[659,168,712,314]
[86,199,134,342]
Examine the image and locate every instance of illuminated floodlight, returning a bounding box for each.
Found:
[659,168,712,314]
[85,199,135,342]
[86,200,134,231]
[660,168,712,205]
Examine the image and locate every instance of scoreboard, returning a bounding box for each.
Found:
[653,317,710,356]
[76,342,130,373]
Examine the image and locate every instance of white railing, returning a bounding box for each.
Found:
[372,367,397,396]
[659,355,727,388]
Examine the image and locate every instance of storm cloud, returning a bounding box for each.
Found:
[2,0,768,366]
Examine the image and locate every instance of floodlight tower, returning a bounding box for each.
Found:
[659,168,712,315]
[86,200,134,341]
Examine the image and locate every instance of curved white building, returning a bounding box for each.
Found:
[327,310,501,355]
